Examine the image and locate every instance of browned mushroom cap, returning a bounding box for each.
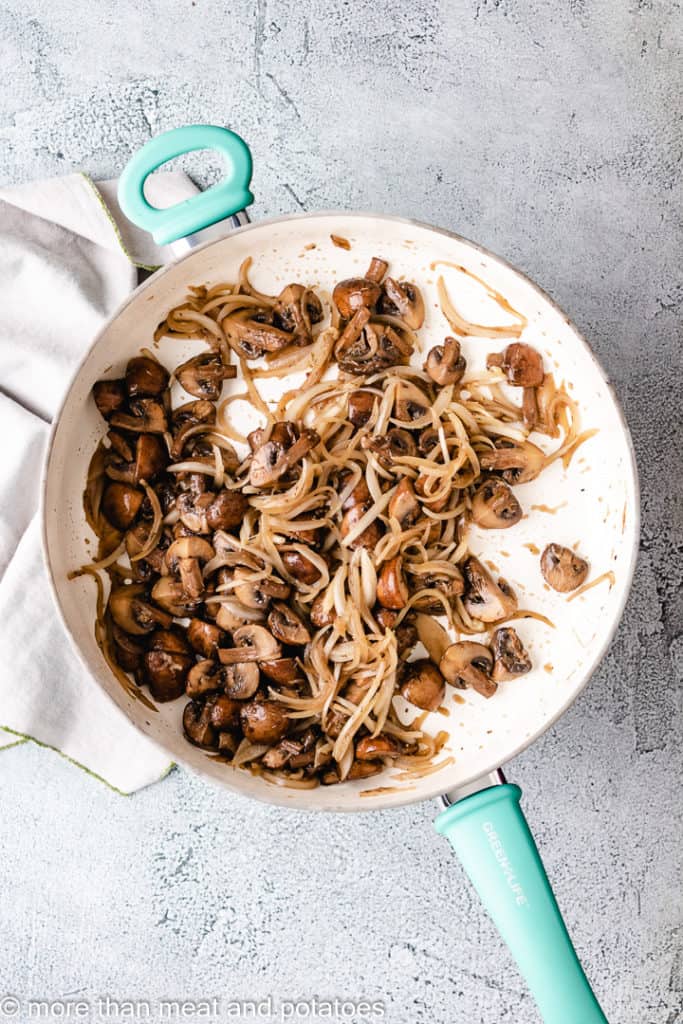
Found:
[176,352,237,400]
[208,491,250,531]
[166,537,214,599]
[260,657,301,685]
[440,641,496,698]
[134,434,167,482]
[355,733,401,761]
[425,337,466,386]
[399,658,446,711]
[151,577,200,617]
[240,700,289,743]
[496,343,544,388]
[462,557,517,623]
[268,602,310,645]
[125,355,169,398]
[219,624,282,664]
[222,661,260,700]
[249,427,319,488]
[388,478,420,527]
[491,627,532,682]
[207,694,242,730]
[143,629,194,702]
[281,549,321,585]
[187,618,225,659]
[310,593,337,628]
[540,543,589,593]
[102,482,144,530]
[183,700,217,748]
[347,760,383,780]
[471,480,522,528]
[479,439,545,485]
[377,556,409,610]
[186,659,224,698]
[333,277,382,320]
[347,389,376,427]
[111,621,146,672]
[93,379,126,419]
[274,284,323,341]
[362,428,416,467]
[109,584,172,635]
[110,399,167,434]
[379,278,425,329]
[340,503,383,549]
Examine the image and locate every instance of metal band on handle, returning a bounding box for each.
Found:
[117,125,254,246]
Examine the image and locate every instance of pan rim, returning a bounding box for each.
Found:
[40,209,641,811]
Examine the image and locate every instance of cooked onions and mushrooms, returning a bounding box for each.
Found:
[75,256,592,787]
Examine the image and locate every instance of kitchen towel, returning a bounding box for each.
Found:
[0,170,198,793]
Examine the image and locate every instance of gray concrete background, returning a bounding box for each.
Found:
[1,1,681,1022]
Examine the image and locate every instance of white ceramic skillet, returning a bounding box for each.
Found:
[42,126,638,1023]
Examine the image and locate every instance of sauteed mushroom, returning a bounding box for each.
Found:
[479,439,545,485]
[399,659,446,711]
[274,283,323,342]
[187,618,225,659]
[282,549,322,585]
[379,277,425,329]
[110,398,167,434]
[425,337,466,386]
[125,355,169,398]
[268,602,310,645]
[142,629,193,702]
[540,543,589,593]
[93,379,126,419]
[347,390,376,427]
[462,557,517,622]
[355,734,401,760]
[471,480,522,528]
[223,661,260,700]
[183,701,217,748]
[491,627,532,682]
[166,537,214,599]
[102,482,143,530]
[176,353,237,400]
[108,585,172,635]
[440,641,496,698]
[376,556,409,610]
[332,257,387,319]
[388,478,420,527]
[151,577,200,617]
[219,624,282,664]
[186,659,224,698]
[240,700,289,744]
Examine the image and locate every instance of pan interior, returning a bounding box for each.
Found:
[43,213,638,811]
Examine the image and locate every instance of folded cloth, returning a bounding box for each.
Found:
[0,170,198,793]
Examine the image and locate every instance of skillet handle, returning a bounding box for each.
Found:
[435,783,608,1023]
[117,125,253,246]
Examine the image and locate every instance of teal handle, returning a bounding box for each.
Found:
[117,125,254,245]
[435,784,608,1023]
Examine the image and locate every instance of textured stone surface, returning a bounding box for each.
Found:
[1,1,681,1022]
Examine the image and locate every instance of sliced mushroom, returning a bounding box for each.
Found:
[125,355,169,398]
[440,641,496,698]
[495,343,545,388]
[222,661,260,700]
[310,593,337,628]
[355,734,401,760]
[374,607,418,658]
[491,627,532,682]
[230,312,294,355]
[151,577,201,617]
[240,700,289,744]
[108,584,172,635]
[388,478,420,527]
[274,283,323,342]
[176,352,236,400]
[410,566,464,612]
[209,491,250,531]
[362,428,416,467]
[376,556,409,610]
[471,480,522,528]
[395,381,430,422]
[399,659,446,711]
[347,760,383,781]
[268,602,310,645]
[218,624,282,664]
[281,549,322,585]
[462,557,517,623]
[171,399,216,457]
[187,618,225,659]
[215,602,263,633]
[110,398,167,434]
[260,658,301,685]
[233,567,273,611]
[425,337,466,386]
[101,482,144,530]
[333,274,382,320]
[186,659,224,698]
[340,503,383,549]
[379,277,425,329]
[347,389,376,427]
[134,434,167,482]
[249,427,319,487]
[110,621,146,672]
[93,379,126,419]
[337,317,412,376]
[540,544,589,593]
[183,701,217,748]
[166,537,214,599]
[142,629,193,702]
[479,439,545,485]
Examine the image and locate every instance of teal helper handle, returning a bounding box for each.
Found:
[117,125,253,246]
[435,784,608,1023]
